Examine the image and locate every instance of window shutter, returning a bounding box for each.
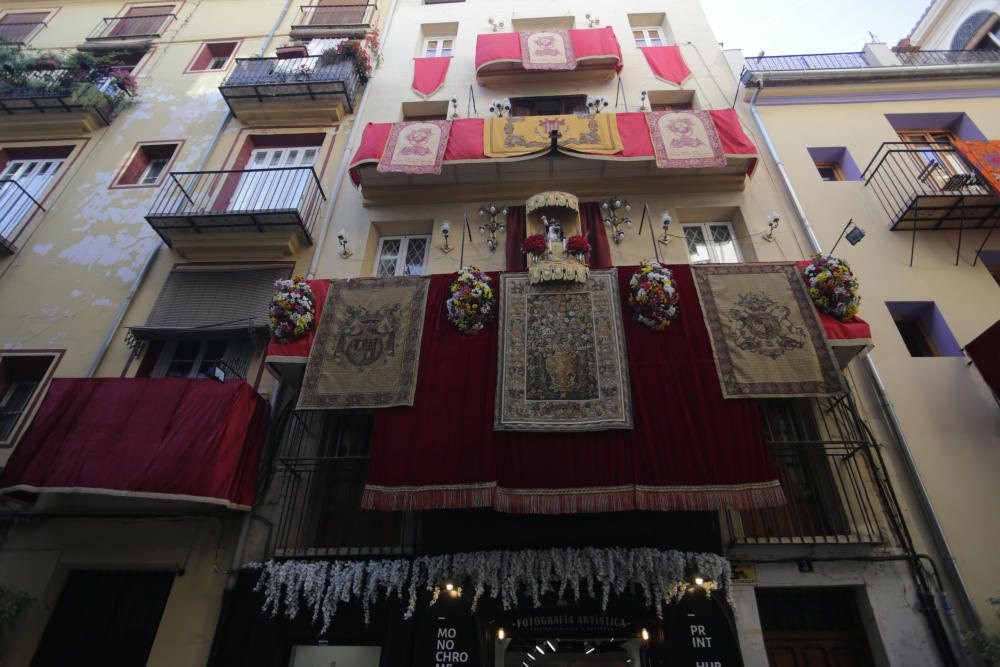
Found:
[131,265,290,339]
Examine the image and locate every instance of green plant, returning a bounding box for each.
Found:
[965,597,1000,665]
[0,585,33,630]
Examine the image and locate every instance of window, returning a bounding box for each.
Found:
[509,95,587,117]
[375,235,430,277]
[886,301,963,358]
[682,222,741,264]
[402,100,449,121]
[108,4,175,38]
[0,11,49,44]
[633,26,665,47]
[422,36,454,58]
[113,142,180,188]
[815,163,843,182]
[150,338,254,378]
[188,41,238,72]
[0,148,70,243]
[807,147,862,182]
[0,353,57,445]
[307,0,369,27]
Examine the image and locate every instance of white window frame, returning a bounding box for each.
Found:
[0,352,58,446]
[374,235,431,277]
[681,222,743,264]
[632,26,666,48]
[422,36,455,58]
[207,54,229,70]
[152,338,240,379]
[140,157,169,185]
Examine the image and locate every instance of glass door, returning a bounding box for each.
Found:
[228,147,318,213]
[0,158,63,239]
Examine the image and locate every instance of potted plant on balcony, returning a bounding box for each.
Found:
[326,26,380,82]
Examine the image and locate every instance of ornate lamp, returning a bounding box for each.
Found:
[477,202,508,251]
[601,196,632,244]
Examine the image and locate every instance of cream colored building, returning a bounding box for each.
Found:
[0,0,992,665]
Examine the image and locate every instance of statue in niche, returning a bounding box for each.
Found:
[542,215,565,252]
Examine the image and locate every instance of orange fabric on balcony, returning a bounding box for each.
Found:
[954,140,1000,195]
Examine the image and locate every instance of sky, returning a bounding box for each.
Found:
[700,0,931,57]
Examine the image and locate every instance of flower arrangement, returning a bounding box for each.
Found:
[566,235,591,255]
[802,254,860,322]
[107,68,138,96]
[329,26,381,81]
[251,546,733,632]
[524,234,548,257]
[268,277,316,344]
[628,261,680,330]
[445,267,495,334]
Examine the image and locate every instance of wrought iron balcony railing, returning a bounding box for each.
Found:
[897,49,1000,66]
[0,68,130,123]
[726,398,891,545]
[291,3,377,32]
[745,48,1000,72]
[0,178,46,253]
[145,166,325,245]
[86,13,175,41]
[863,141,998,232]
[219,55,361,110]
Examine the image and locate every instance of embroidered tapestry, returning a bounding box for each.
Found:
[298,276,429,409]
[376,120,452,175]
[692,263,843,398]
[484,113,623,158]
[496,269,633,431]
[954,140,1000,196]
[519,30,576,70]
[645,110,726,169]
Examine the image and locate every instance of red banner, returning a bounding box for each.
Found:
[640,45,691,85]
[412,56,451,97]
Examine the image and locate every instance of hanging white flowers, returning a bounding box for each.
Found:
[250,547,732,632]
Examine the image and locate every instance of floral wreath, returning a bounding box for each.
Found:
[446,267,495,334]
[268,277,316,344]
[802,254,860,322]
[628,261,680,330]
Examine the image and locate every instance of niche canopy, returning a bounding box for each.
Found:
[524,191,588,284]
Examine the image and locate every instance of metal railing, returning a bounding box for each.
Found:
[897,49,1000,66]
[146,166,326,239]
[0,179,46,247]
[727,398,890,545]
[744,52,868,71]
[0,68,129,123]
[220,55,361,110]
[292,3,377,30]
[0,20,47,44]
[862,141,994,229]
[86,13,175,41]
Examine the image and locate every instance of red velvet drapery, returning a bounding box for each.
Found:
[505,205,527,272]
[411,57,452,97]
[363,267,784,513]
[580,202,613,269]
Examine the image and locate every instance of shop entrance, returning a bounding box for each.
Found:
[501,636,642,666]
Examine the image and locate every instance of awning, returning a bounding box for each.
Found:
[130,265,290,340]
[349,110,759,186]
[475,27,622,84]
[0,378,269,509]
[966,320,1000,399]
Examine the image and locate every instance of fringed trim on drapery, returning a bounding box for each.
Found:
[363,481,785,514]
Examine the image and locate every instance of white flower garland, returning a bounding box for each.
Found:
[250,547,732,632]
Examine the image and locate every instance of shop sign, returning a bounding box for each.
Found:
[414,604,481,667]
[666,591,743,667]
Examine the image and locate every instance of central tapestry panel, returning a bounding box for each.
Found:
[496,269,632,431]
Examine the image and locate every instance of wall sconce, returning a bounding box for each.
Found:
[602,196,632,244]
[586,95,609,114]
[585,12,600,27]
[440,220,453,253]
[639,89,648,112]
[763,211,780,242]
[478,202,507,251]
[337,229,352,258]
[659,211,672,245]
[488,17,505,32]
[449,97,459,119]
[489,98,511,118]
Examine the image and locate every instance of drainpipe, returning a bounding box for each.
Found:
[306,0,400,279]
[748,82,980,664]
[87,0,295,378]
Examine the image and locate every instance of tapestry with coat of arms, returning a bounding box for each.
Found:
[298,276,429,410]
[691,263,843,398]
[495,269,633,431]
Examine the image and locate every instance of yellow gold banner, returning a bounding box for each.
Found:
[484,113,623,158]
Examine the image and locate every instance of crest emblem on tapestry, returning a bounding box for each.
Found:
[334,304,400,369]
[727,291,806,360]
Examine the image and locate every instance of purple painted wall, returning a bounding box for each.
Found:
[885,301,964,357]
[884,113,987,140]
[807,146,863,180]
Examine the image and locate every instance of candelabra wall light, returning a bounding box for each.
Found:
[440,220,453,253]
[659,212,672,245]
[449,97,459,119]
[477,202,508,251]
[586,95,609,114]
[489,98,511,118]
[337,229,352,258]
[762,211,780,242]
[488,17,505,32]
[585,12,600,27]
[601,196,632,244]
[639,89,649,112]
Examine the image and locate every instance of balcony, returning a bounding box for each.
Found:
[0,68,131,138]
[145,166,325,260]
[0,179,46,254]
[726,398,889,546]
[83,13,174,47]
[289,3,377,40]
[744,48,1000,72]
[863,141,1000,232]
[475,27,622,87]
[219,55,360,126]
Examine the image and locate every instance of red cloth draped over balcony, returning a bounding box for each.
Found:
[0,379,268,509]
[639,46,691,85]
[793,260,873,344]
[412,57,452,97]
[966,320,1000,398]
[361,267,785,514]
[349,110,758,185]
[475,27,623,75]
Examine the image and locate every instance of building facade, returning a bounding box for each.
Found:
[0,0,993,666]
